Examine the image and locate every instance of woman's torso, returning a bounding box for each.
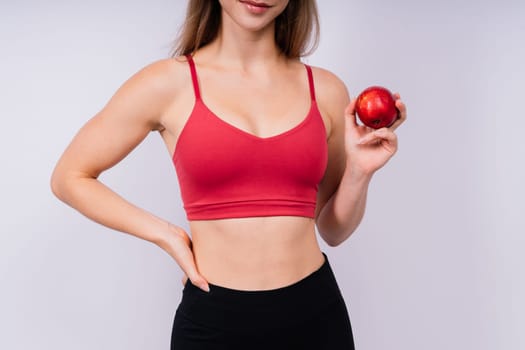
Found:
[189,217,324,290]
[158,53,331,290]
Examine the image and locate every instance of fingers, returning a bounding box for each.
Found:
[390,93,407,131]
[177,243,210,292]
[357,127,398,150]
[187,271,210,292]
[167,225,210,292]
[181,269,209,294]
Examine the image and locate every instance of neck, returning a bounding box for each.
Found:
[205,11,284,71]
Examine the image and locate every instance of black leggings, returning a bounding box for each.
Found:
[171,254,355,349]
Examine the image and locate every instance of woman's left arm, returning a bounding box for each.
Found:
[315,69,407,246]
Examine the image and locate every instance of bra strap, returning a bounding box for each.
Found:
[186,54,201,100]
[305,65,316,102]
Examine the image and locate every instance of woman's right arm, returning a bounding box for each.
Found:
[50,59,209,291]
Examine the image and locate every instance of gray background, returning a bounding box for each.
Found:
[1,0,524,349]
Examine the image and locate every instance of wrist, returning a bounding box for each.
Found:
[153,221,187,251]
[344,161,374,184]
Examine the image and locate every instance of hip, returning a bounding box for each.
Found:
[171,253,355,349]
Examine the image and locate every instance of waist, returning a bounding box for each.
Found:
[189,216,324,290]
[178,252,344,331]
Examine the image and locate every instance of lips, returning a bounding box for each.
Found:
[240,0,271,8]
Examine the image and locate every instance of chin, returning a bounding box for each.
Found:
[220,0,289,32]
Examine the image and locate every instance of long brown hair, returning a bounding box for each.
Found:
[171,0,320,59]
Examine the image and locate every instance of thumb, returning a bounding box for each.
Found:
[345,98,358,128]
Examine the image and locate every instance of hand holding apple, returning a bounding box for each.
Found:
[355,86,399,129]
[342,89,406,176]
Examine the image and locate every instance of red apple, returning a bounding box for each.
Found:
[355,86,398,129]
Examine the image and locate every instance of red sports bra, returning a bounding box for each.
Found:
[172,55,328,220]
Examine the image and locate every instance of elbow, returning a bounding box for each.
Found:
[317,216,360,247]
[316,212,355,247]
[50,168,66,201]
[324,236,345,247]
[319,228,352,247]
[50,166,79,203]
[325,238,342,247]
[50,166,98,206]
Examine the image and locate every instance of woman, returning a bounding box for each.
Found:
[51,0,406,349]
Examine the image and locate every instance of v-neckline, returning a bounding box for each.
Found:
[185,55,318,142]
[197,98,316,141]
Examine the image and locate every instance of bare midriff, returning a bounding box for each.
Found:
[189,216,325,291]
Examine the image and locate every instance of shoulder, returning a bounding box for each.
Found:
[308,65,351,135]
[308,65,350,106]
[104,57,192,128]
[121,57,190,99]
